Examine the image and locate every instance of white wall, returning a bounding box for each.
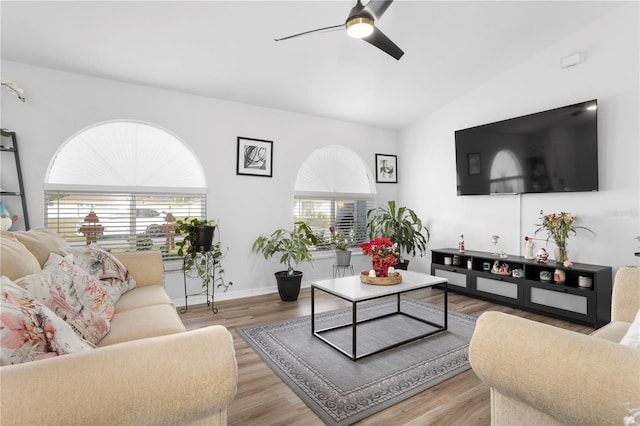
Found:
[0,62,399,304]
[400,3,639,274]
[2,3,637,306]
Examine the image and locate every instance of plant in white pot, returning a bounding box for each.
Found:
[252,221,319,301]
[366,200,430,269]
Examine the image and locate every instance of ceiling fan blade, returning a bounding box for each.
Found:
[364,0,394,19]
[363,26,404,60]
[274,23,344,42]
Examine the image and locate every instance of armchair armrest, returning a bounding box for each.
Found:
[469,311,640,425]
[1,325,237,425]
[612,267,640,322]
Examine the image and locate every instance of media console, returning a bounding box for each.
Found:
[430,248,612,328]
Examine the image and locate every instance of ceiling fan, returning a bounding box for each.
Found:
[274,0,404,60]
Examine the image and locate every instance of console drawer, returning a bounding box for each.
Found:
[434,268,467,287]
[530,287,587,314]
[477,277,518,299]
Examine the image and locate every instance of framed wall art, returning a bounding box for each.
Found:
[375,153,397,183]
[237,137,273,177]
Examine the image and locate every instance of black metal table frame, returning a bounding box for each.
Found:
[311,281,448,361]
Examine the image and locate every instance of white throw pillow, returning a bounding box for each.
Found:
[620,310,640,348]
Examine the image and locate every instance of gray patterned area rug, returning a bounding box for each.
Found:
[238,297,476,425]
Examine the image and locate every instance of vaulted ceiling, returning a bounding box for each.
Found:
[0,1,625,129]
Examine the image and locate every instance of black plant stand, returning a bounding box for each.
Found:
[180,251,217,314]
[333,264,354,278]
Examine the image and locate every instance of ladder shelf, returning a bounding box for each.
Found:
[0,129,30,230]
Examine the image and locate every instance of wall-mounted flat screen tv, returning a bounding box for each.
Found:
[455,99,598,195]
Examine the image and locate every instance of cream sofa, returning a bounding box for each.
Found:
[0,228,238,425]
[469,267,640,425]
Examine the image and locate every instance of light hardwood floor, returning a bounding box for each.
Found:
[179,287,594,426]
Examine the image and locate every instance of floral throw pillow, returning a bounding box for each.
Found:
[1,276,93,366]
[34,254,115,344]
[62,245,137,300]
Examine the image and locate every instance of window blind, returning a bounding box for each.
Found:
[45,190,206,258]
[293,195,374,250]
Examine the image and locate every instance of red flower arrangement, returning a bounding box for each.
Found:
[360,238,400,277]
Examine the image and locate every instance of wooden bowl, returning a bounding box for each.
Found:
[360,271,402,285]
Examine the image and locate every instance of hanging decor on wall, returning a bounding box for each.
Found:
[375,153,397,183]
[236,137,273,177]
[1,79,26,102]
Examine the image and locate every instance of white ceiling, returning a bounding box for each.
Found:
[0,1,625,130]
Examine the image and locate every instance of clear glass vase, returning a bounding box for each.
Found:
[555,246,568,263]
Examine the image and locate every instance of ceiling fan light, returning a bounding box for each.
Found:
[346,17,374,38]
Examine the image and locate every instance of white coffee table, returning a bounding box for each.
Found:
[311,270,448,361]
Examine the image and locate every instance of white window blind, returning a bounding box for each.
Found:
[44,121,208,260]
[293,145,376,251]
[293,195,374,250]
[47,121,206,189]
[45,191,206,257]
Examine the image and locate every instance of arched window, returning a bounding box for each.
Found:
[489,149,524,194]
[45,121,206,253]
[293,145,376,250]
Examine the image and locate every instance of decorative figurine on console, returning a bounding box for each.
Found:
[0,202,18,231]
[458,234,465,253]
[536,247,549,263]
[491,234,500,255]
[491,260,510,275]
[524,236,535,259]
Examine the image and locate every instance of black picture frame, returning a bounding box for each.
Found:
[237,137,273,177]
[375,154,397,183]
[467,152,481,175]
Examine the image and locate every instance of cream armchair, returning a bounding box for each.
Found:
[469,267,640,425]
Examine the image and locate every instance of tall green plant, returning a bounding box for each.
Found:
[252,222,319,275]
[367,200,430,261]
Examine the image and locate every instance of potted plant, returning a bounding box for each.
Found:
[366,200,430,269]
[360,237,400,277]
[333,231,352,267]
[176,217,232,291]
[252,221,319,301]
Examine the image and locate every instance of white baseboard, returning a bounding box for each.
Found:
[171,281,314,308]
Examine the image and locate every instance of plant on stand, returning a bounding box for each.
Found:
[366,200,430,269]
[176,217,232,291]
[534,210,594,264]
[252,221,319,301]
[330,226,352,267]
